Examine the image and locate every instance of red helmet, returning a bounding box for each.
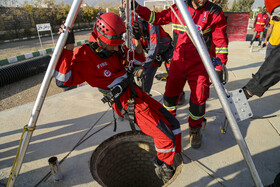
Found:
[94,12,126,46]
[265,0,280,15]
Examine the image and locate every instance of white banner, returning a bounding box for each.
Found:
[36,23,51,32]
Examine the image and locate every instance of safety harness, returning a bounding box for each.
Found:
[99,71,137,132]
[88,42,138,132]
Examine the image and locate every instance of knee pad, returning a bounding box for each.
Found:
[163,95,178,107]
[189,100,205,120]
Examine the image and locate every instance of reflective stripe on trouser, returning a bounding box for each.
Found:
[164,50,210,128]
[163,95,179,116]
[113,85,182,165]
[189,100,206,128]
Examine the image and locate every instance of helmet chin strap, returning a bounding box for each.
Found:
[94,38,119,59]
[97,38,107,50]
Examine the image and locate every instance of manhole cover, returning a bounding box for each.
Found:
[90,131,182,187]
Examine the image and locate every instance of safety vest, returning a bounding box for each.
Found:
[255,13,269,32]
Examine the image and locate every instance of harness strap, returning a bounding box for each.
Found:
[128,70,137,97]
[99,72,137,131]
[127,98,136,131]
[127,70,137,131]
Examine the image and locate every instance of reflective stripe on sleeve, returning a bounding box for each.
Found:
[173,24,211,35]
[216,47,228,54]
[55,70,72,82]
[155,146,175,153]
[203,28,212,35]
[107,73,128,88]
[149,11,156,24]
[173,24,187,32]
[172,128,181,135]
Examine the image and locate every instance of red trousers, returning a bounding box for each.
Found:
[113,85,182,165]
[164,48,210,127]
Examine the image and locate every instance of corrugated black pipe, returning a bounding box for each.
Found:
[0,55,51,87]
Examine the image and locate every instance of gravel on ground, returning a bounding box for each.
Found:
[0,30,93,111]
[0,73,64,111]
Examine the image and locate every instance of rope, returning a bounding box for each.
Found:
[34,108,113,186]
[7,125,36,186]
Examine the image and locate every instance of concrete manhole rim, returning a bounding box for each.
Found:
[90,130,183,187]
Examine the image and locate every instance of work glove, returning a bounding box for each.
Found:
[211,57,224,83]
[215,69,223,83]
[130,0,139,10]
[134,66,146,80]
[133,66,146,89]
[58,21,75,45]
[132,21,141,40]
[66,30,75,45]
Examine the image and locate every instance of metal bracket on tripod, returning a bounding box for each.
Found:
[221,89,253,134]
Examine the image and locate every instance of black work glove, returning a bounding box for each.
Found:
[66,29,75,45]
[58,21,75,45]
[215,69,223,83]
[132,21,141,40]
[131,0,139,10]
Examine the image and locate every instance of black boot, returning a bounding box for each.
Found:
[155,164,175,183]
[152,157,174,183]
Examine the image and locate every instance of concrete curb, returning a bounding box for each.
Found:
[0,28,92,44]
[0,39,89,66]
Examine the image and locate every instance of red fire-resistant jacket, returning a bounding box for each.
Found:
[136,1,228,70]
[254,13,270,32]
[55,33,145,89]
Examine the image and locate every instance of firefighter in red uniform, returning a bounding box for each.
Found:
[250,7,270,47]
[136,18,173,93]
[135,18,186,105]
[55,12,181,183]
[124,10,186,103]
[132,0,228,148]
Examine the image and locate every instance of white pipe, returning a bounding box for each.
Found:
[7,0,83,186]
[174,0,263,186]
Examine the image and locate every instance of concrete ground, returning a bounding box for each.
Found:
[0,41,280,187]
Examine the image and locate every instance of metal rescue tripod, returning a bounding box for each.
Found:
[7,0,263,186]
[173,0,263,186]
[6,0,83,186]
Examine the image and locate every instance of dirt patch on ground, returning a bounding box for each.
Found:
[0,73,63,111]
